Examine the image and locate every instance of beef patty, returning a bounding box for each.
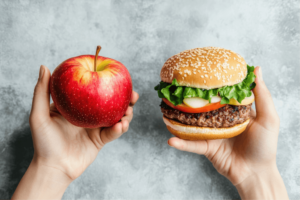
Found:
[160,101,252,128]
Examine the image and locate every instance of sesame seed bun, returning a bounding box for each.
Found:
[163,116,249,140]
[160,47,247,89]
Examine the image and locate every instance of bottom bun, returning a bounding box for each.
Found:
[163,116,250,140]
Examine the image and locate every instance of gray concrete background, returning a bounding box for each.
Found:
[0,0,299,199]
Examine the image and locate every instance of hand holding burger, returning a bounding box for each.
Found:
[159,48,288,199]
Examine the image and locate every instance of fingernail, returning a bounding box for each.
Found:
[259,67,263,81]
[39,65,44,80]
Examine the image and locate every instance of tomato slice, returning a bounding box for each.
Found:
[162,98,226,113]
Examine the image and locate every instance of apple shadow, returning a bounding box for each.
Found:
[0,117,34,199]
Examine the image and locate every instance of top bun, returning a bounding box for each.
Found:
[160,47,247,89]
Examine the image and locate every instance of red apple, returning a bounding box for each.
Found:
[50,46,132,128]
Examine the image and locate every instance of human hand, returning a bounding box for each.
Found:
[168,67,289,199]
[12,65,139,199]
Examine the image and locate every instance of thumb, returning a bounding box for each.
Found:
[30,65,51,124]
[168,137,208,155]
[252,66,279,122]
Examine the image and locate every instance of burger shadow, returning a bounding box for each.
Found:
[0,115,34,199]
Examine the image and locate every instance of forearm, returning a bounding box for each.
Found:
[236,165,289,200]
[12,157,72,200]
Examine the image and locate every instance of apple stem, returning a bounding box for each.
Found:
[94,45,101,72]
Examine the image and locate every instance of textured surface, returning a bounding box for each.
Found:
[0,0,299,199]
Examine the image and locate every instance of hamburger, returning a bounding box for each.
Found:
[154,47,256,140]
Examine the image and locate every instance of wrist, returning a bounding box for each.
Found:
[31,156,73,185]
[12,157,72,199]
[236,164,289,200]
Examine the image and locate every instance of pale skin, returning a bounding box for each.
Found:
[168,67,289,199]
[11,65,139,200]
[12,66,288,200]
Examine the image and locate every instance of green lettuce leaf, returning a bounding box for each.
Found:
[154,65,256,105]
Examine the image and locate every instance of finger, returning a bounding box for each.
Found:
[100,120,129,145]
[121,120,130,133]
[86,128,103,150]
[121,106,133,123]
[50,103,60,114]
[168,137,208,155]
[252,66,278,120]
[30,65,51,123]
[121,114,133,124]
[129,91,139,106]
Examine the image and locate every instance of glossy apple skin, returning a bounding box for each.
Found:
[50,55,132,128]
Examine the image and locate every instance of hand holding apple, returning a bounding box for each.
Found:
[50,46,132,128]
[12,65,139,199]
